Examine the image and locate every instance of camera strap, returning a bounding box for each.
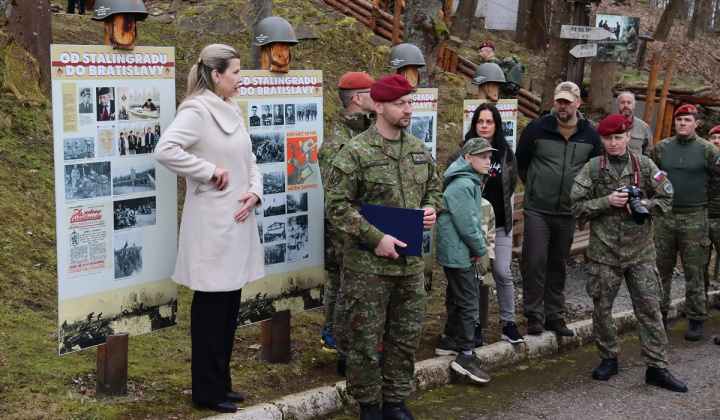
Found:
[598,153,641,186]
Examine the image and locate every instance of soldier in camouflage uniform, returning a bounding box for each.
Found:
[705,126,720,346]
[318,72,375,363]
[325,74,443,420]
[478,42,524,98]
[571,114,687,392]
[650,104,720,341]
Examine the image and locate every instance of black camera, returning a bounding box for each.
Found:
[616,185,649,225]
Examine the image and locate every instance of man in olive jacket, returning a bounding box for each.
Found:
[515,81,602,336]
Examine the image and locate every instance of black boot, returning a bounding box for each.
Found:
[337,358,346,377]
[645,367,688,392]
[592,358,618,381]
[381,401,415,420]
[360,402,382,420]
[660,312,668,330]
[684,320,703,341]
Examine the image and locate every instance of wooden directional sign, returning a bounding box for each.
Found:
[569,43,597,58]
[560,25,612,40]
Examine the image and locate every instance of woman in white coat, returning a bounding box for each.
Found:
[155,44,264,414]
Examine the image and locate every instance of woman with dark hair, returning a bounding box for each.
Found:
[447,103,522,345]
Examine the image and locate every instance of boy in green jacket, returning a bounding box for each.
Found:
[434,138,494,383]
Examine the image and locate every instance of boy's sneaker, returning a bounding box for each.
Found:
[451,353,490,383]
[322,335,338,353]
[434,335,459,356]
[320,328,328,345]
[501,322,525,344]
[473,324,484,348]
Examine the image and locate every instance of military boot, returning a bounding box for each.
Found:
[684,320,703,341]
[645,367,688,393]
[592,358,618,381]
[360,402,382,420]
[381,401,415,420]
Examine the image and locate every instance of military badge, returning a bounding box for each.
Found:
[328,168,343,188]
[653,171,665,181]
[716,156,720,166]
[663,181,673,195]
[411,152,428,164]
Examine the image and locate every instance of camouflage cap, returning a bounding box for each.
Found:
[463,137,496,155]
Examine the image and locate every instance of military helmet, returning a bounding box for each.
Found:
[92,0,149,21]
[387,43,426,69]
[472,62,506,85]
[252,17,298,46]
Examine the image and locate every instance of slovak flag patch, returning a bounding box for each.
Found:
[716,156,720,166]
[653,171,666,181]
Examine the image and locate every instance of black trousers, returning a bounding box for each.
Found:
[190,289,242,405]
[67,0,85,14]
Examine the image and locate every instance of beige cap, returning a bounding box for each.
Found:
[554,81,580,102]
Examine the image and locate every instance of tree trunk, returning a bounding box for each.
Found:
[523,0,549,54]
[250,0,274,70]
[587,61,617,120]
[654,0,684,41]
[688,0,711,39]
[451,0,479,40]
[401,0,449,87]
[540,0,573,112]
[4,0,52,92]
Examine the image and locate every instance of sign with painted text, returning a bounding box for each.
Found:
[560,25,612,40]
[232,70,325,325]
[51,45,178,354]
[569,43,598,58]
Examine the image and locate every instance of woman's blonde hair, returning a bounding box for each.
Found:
[184,44,241,102]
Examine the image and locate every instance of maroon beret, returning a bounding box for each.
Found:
[370,74,413,103]
[709,125,720,136]
[480,42,495,50]
[598,114,631,136]
[338,72,375,90]
[674,104,698,117]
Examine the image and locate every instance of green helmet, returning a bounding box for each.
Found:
[387,43,426,69]
[92,0,149,21]
[472,62,505,85]
[252,17,298,46]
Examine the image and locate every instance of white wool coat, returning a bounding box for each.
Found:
[155,89,265,291]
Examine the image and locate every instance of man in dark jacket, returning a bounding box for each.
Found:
[516,81,602,337]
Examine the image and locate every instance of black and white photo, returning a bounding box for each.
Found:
[264,243,286,265]
[113,164,156,195]
[65,161,112,200]
[63,137,95,161]
[273,104,285,125]
[296,103,317,123]
[287,214,309,262]
[263,195,286,217]
[286,192,308,214]
[261,104,273,126]
[407,116,434,144]
[285,104,296,125]
[263,171,286,195]
[249,105,261,127]
[263,218,286,243]
[113,196,157,231]
[251,132,285,165]
[114,231,142,279]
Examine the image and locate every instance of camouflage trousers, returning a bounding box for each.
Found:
[323,218,344,336]
[655,210,709,321]
[340,269,426,404]
[586,260,668,368]
[703,217,720,293]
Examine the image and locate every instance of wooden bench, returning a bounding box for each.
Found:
[510,192,589,263]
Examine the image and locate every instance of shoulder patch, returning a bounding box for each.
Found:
[716,156,720,166]
[411,152,428,164]
[328,167,344,188]
[653,171,666,181]
[663,181,674,195]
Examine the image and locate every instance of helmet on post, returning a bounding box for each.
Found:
[387,43,426,69]
[252,17,299,46]
[472,62,506,85]
[92,0,149,21]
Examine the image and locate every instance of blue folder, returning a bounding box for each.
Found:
[359,203,424,257]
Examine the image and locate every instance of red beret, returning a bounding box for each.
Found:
[480,42,495,50]
[598,114,631,136]
[674,104,698,117]
[370,74,413,103]
[709,125,720,136]
[338,72,375,90]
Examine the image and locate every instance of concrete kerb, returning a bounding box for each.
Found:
[207,292,719,420]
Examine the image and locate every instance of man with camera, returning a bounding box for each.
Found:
[650,104,720,341]
[571,114,687,392]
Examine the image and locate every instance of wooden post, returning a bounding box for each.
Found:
[661,101,675,140]
[261,310,291,364]
[643,51,661,126]
[260,44,291,73]
[104,14,138,50]
[515,0,529,44]
[392,0,402,46]
[653,50,676,145]
[398,66,420,90]
[566,1,590,88]
[96,333,129,395]
[478,83,500,103]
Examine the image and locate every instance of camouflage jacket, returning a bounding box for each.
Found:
[649,133,720,207]
[324,123,443,276]
[570,151,673,267]
[318,108,374,182]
